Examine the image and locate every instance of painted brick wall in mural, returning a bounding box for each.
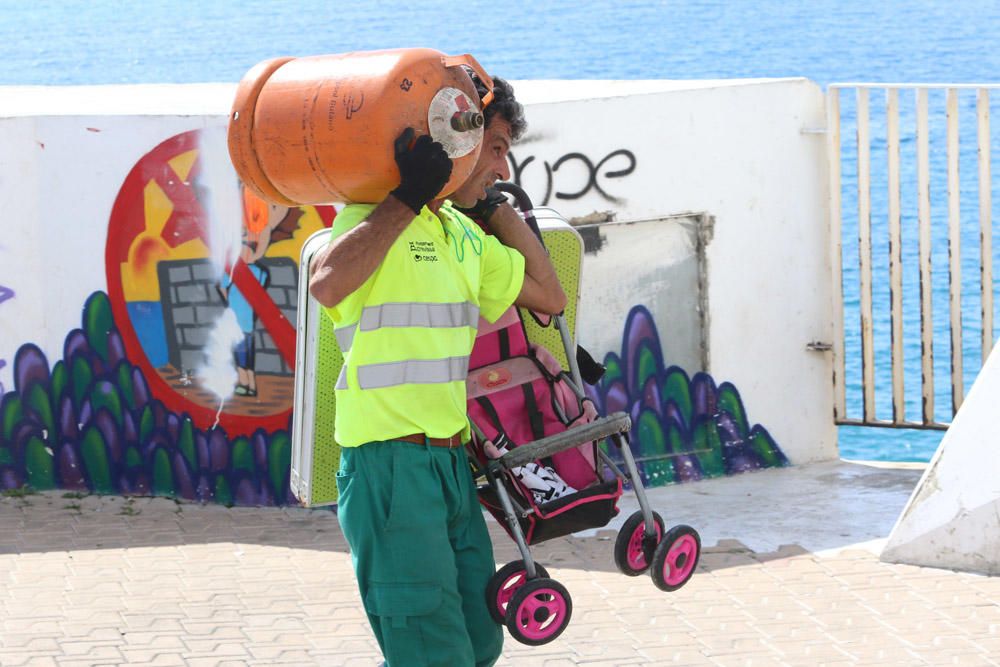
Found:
[158,257,297,379]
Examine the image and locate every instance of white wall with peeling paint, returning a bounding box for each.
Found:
[0,78,835,463]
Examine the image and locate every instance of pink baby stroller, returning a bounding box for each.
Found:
[465,183,701,646]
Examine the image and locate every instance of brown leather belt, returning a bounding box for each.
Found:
[395,432,465,448]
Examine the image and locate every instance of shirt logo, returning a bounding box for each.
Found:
[408,240,439,263]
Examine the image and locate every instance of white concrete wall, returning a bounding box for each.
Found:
[0,111,226,397]
[882,343,1000,574]
[509,79,836,463]
[0,78,835,464]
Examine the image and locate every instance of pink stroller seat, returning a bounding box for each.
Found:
[466,305,622,545]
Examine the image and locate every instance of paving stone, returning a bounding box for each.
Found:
[5,488,1000,666]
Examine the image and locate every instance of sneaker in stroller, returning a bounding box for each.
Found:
[465,183,702,646]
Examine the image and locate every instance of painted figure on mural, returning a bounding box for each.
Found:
[216,187,302,398]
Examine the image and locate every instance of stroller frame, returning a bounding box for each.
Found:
[472,402,656,580]
[466,183,700,646]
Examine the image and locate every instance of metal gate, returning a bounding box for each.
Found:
[828,84,1000,430]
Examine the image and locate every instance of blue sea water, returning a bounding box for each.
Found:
[4,0,1000,462]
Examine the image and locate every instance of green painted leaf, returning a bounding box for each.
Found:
[152,448,174,497]
[214,474,233,506]
[84,293,114,363]
[717,384,749,438]
[125,447,142,468]
[231,437,254,474]
[0,448,12,466]
[81,426,113,494]
[24,436,55,490]
[635,343,659,393]
[636,409,673,485]
[178,418,196,470]
[750,428,787,468]
[1,394,24,443]
[50,361,68,405]
[26,384,55,444]
[139,406,154,445]
[667,423,687,453]
[661,368,692,426]
[71,356,93,409]
[116,362,135,411]
[602,355,623,387]
[268,432,291,499]
[693,419,725,478]
[89,381,123,429]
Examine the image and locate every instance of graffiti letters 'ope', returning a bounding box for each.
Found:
[508,148,637,207]
[0,284,15,394]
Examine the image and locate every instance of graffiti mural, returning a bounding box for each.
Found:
[586,305,788,486]
[0,129,334,505]
[0,127,782,503]
[507,148,636,207]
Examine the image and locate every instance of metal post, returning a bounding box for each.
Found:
[916,88,935,425]
[946,88,963,413]
[887,87,905,423]
[978,88,994,365]
[856,87,876,421]
[828,87,847,422]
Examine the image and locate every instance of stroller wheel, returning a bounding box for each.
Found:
[650,524,701,592]
[505,578,572,646]
[614,510,664,576]
[486,560,550,624]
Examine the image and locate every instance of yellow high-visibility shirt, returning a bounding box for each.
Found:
[322,201,525,448]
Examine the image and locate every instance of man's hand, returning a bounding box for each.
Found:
[389,128,453,213]
[453,185,508,225]
[486,203,567,315]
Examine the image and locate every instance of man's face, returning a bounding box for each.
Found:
[450,118,513,207]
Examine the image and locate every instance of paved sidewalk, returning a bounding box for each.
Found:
[1,461,998,666]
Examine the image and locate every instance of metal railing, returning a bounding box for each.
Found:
[828,83,999,430]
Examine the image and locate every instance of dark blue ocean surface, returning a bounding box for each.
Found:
[3,0,999,85]
[4,0,1000,462]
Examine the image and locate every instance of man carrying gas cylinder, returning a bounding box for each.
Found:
[309,74,566,666]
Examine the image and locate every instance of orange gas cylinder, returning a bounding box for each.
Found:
[228,48,495,206]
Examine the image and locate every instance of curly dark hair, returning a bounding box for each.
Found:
[468,70,527,143]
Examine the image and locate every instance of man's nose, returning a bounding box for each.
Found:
[496,157,511,182]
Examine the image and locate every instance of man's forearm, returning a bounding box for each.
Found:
[308,196,415,308]
[486,203,567,314]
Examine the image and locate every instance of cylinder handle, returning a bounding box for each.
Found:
[441,53,495,108]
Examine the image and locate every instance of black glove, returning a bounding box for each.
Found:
[454,185,508,224]
[389,127,453,213]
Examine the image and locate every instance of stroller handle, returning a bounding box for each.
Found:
[495,182,545,248]
[492,412,632,471]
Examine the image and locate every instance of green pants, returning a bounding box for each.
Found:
[336,440,503,667]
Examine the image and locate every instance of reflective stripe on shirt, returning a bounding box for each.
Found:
[356,356,470,390]
[334,324,356,352]
[359,301,480,332]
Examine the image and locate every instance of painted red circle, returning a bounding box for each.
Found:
[104,130,333,437]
